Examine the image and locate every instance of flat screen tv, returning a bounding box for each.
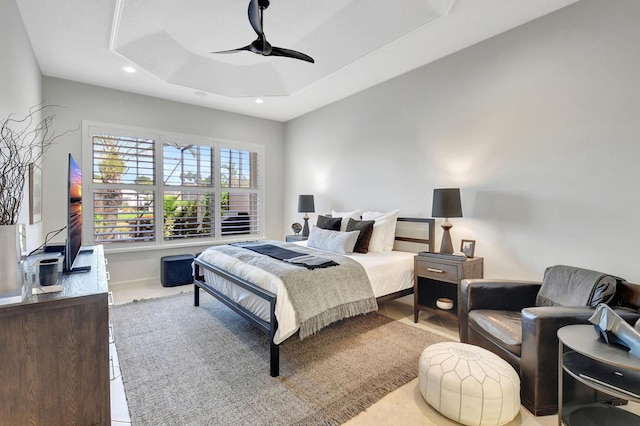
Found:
[63,153,90,274]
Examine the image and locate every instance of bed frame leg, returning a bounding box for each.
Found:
[194,284,200,306]
[270,342,279,377]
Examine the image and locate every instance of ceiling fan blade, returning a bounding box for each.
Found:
[211,45,251,54]
[213,35,271,56]
[247,0,263,37]
[270,46,315,63]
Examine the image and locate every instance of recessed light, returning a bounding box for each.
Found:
[122,66,136,73]
[255,98,264,104]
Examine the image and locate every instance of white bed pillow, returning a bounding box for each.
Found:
[361,210,400,252]
[331,209,362,232]
[307,226,360,254]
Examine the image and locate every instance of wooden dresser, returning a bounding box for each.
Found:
[0,245,110,425]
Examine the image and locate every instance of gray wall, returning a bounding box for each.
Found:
[284,0,640,283]
[42,77,285,286]
[0,0,44,250]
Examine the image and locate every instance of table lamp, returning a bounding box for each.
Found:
[431,188,462,254]
[297,195,315,237]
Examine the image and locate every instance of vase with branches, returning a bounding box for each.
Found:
[0,104,71,303]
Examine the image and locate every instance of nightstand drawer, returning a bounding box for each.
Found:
[415,261,459,283]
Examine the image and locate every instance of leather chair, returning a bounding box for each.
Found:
[458,266,640,416]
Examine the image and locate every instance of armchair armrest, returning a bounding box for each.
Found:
[519,306,640,414]
[458,279,541,342]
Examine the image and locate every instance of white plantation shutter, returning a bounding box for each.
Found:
[219,148,261,236]
[162,142,214,240]
[85,124,263,247]
[92,133,156,244]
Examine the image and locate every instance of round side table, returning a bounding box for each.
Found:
[557,324,640,426]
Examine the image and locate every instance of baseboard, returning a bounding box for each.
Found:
[107,277,162,289]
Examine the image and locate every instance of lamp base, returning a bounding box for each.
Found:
[302,215,310,237]
[439,220,454,254]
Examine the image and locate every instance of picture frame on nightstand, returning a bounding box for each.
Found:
[461,239,476,258]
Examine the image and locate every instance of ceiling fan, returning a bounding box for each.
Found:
[212,0,315,63]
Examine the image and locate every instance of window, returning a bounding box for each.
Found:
[85,123,263,248]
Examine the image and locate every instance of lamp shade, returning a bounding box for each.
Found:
[297,195,315,213]
[432,188,462,218]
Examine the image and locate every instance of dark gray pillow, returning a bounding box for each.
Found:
[316,215,341,231]
[346,218,375,254]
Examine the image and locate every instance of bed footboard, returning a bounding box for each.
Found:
[193,258,280,377]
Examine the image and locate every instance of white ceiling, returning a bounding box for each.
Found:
[16,0,578,122]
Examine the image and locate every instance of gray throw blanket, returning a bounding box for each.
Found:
[232,242,339,269]
[213,241,377,339]
[536,265,620,307]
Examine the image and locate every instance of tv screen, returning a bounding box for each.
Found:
[64,153,90,273]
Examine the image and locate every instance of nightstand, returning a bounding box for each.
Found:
[414,254,483,322]
[286,235,307,242]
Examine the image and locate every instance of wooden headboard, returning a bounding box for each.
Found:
[393,217,435,253]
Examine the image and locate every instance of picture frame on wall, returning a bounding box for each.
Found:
[461,239,476,258]
[29,162,42,224]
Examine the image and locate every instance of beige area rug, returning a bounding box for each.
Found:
[110,292,451,425]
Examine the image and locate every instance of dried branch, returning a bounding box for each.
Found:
[0,103,75,225]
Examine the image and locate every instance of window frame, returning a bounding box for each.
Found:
[82,121,265,252]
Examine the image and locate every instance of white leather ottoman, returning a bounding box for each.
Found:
[419,342,520,426]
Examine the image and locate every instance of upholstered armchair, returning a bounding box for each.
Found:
[458,265,640,416]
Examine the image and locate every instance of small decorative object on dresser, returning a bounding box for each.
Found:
[38,258,60,287]
[460,239,476,258]
[291,222,302,235]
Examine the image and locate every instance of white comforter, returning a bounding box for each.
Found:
[198,242,414,344]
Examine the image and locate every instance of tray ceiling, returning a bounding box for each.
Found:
[16,0,578,121]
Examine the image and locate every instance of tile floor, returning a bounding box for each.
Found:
[109,281,639,425]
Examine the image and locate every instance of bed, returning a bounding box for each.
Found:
[193,216,435,376]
